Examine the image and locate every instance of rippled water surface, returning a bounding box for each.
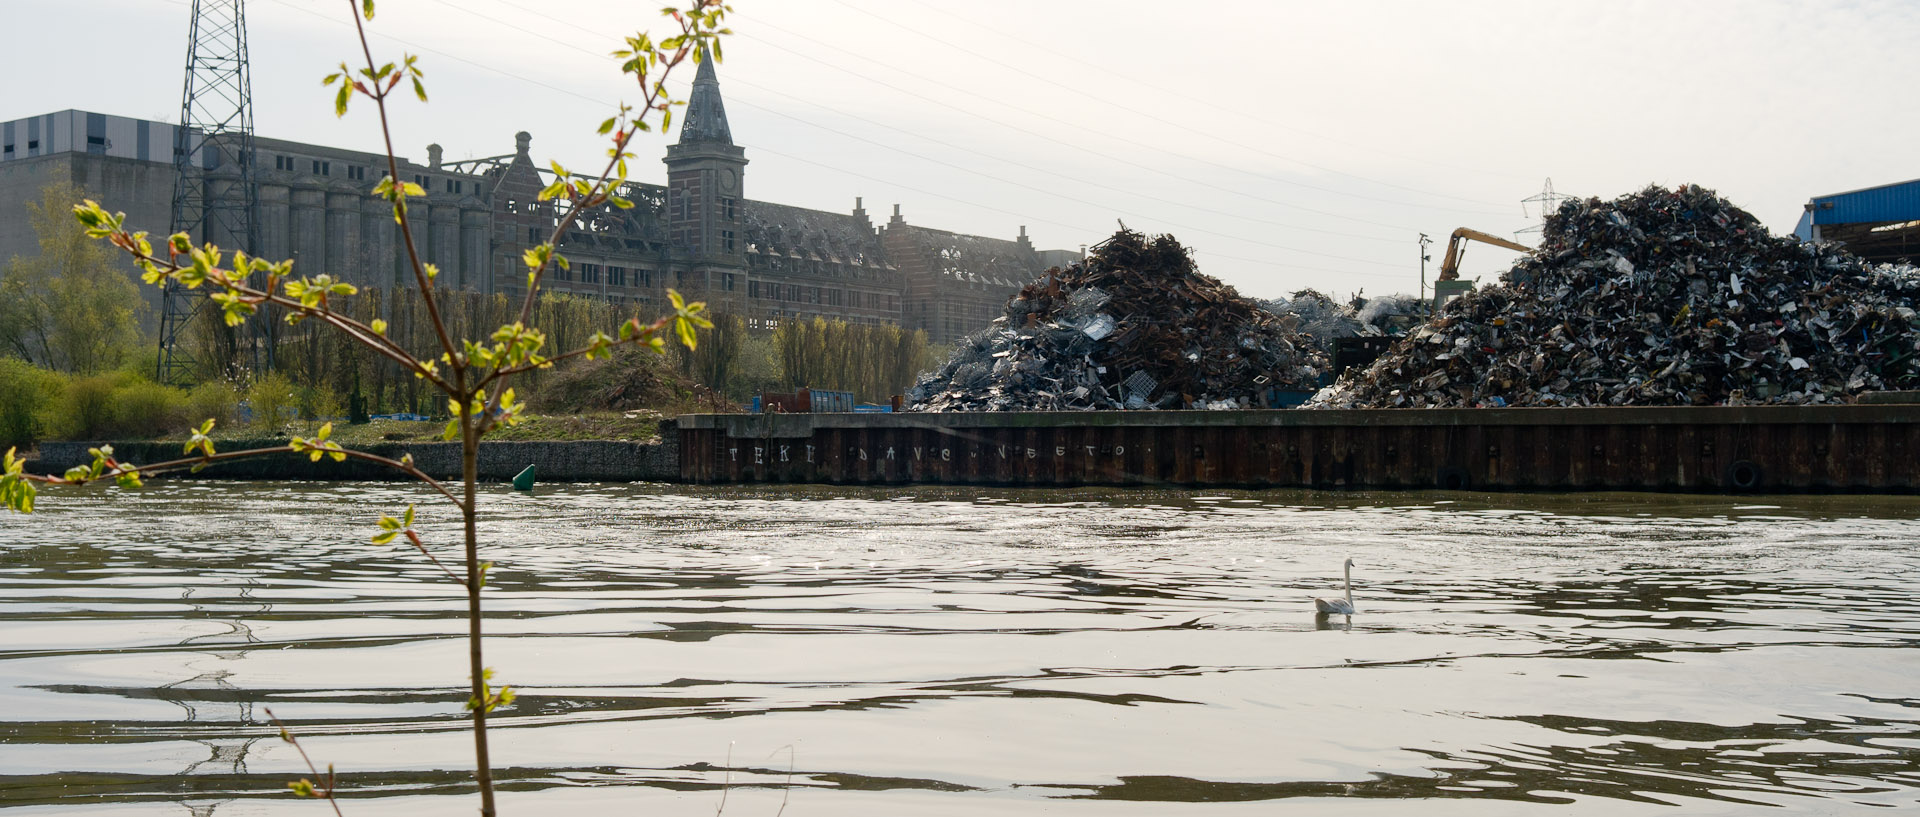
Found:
[2,482,1918,815]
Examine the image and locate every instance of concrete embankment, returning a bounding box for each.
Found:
[32,429,678,483]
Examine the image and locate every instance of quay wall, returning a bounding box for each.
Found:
[677,406,1920,493]
[29,407,1920,493]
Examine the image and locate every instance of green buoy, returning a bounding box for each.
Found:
[511,464,536,492]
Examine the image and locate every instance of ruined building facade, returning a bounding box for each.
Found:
[1,59,1076,344]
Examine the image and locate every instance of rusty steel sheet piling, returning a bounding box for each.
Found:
[677,405,1920,493]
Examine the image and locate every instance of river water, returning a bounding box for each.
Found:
[1,482,1917,815]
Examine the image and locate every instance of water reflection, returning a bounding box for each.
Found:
[1,482,1917,814]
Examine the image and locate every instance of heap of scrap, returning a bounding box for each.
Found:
[908,229,1328,411]
[1315,184,1920,408]
[1262,290,1427,351]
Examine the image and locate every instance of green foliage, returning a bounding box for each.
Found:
[109,380,186,440]
[57,376,119,440]
[37,371,193,442]
[247,371,299,432]
[299,383,345,423]
[0,357,65,450]
[0,181,145,374]
[1,447,34,512]
[673,311,746,396]
[773,317,932,402]
[184,380,241,429]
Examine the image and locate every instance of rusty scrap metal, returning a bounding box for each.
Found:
[909,230,1328,411]
[1315,184,1920,409]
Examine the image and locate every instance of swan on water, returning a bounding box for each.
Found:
[1313,558,1355,615]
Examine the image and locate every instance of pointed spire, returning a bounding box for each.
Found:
[676,45,733,146]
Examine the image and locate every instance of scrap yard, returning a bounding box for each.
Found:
[692,185,1920,493]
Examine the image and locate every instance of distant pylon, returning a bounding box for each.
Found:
[1516,178,1572,241]
[159,0,263,384]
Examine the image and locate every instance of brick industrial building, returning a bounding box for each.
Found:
[0,57,1079,344]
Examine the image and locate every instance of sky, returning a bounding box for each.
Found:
[13,0,1919,301]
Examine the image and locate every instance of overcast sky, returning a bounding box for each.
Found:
[14,0,1918,300]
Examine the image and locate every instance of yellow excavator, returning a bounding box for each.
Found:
[1432,227,1531,308]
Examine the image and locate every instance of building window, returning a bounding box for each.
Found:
[528,227,541,243]
[721,230,735,252]
[28,139,39,151]
[723,198,735,220]
[312,159,331,175]
[414,174,429,188]
[581,263,601,284]
[609,266,626,287]
[446,178,462,194]
[637,269,652,288]
[723,273,735,291]
[553,261,572,283]
[348,165,365,180]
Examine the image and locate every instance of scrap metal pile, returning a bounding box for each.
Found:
[908,230,1328,411]
[1262,290,1427,350]
[1316,184,1920,408]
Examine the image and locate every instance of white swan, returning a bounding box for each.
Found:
[1313,558,1355,615]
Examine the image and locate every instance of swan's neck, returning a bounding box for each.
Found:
[1343,564,1353,605]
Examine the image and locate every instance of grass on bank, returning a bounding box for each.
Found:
[2,352,726,454]
[242,411,670,446]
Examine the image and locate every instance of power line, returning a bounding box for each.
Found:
[257,0,1422,281]
[898,0,1537,187]
[458,0,1429,244]
[472,0,1494,233]
[422,0,1411,249]
[387,0,1417,270]
[819,0,1520,215]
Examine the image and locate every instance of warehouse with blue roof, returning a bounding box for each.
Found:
[1795,179,1920,264]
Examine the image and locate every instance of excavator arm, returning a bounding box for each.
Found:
[1436,227,1531,282]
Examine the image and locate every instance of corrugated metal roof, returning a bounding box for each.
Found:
[1808,178,1920,226]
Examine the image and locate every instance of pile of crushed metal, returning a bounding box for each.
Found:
[1262,289,1427,350]
[1315,184,1920,408]
[907,229,1327,411]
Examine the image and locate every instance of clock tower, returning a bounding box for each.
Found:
[663,46,748,262]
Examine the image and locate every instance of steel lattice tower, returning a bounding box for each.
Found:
[159,0,262,384]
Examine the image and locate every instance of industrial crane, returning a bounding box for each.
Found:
[1431,227,1531,308]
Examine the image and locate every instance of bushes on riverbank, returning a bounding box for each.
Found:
[1,361,200,448]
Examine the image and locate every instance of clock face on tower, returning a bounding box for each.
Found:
[721,168,737,192]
